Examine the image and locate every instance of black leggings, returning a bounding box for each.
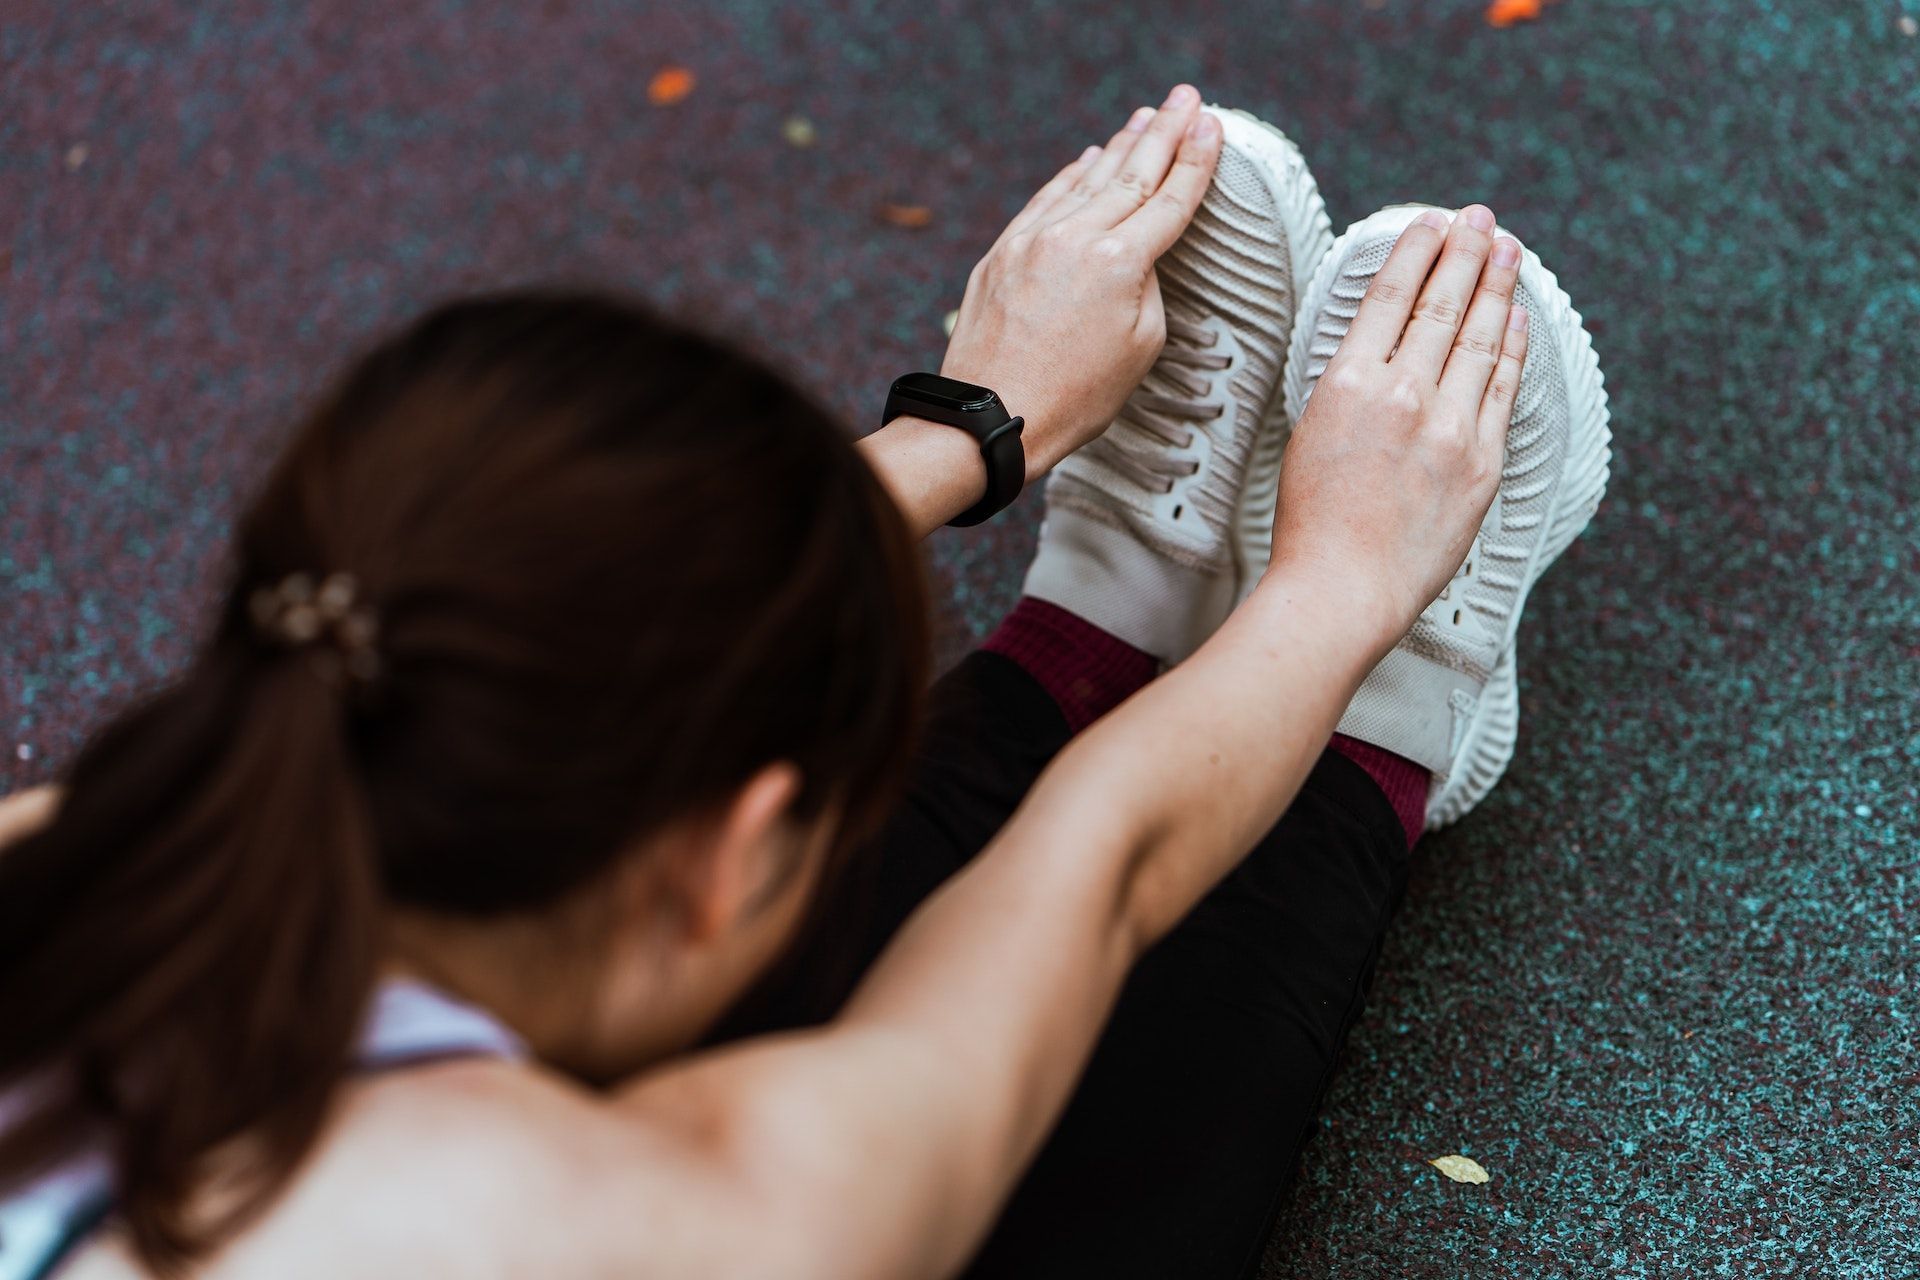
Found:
[713,651,1412,1279]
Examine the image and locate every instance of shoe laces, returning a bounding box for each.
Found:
[1089,314,1233,499]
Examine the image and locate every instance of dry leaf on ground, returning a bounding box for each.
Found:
[879,203,933,229]
[1428,1154,1491,1184]
[1486,0,1544,26]
[648,66,696,105]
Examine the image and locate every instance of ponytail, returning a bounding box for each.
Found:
[0,639,381,1269]
[0,289,934,1271]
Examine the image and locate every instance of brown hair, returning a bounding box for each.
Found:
[0,291,928,1270]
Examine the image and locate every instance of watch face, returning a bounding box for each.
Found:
[894,372,999,413]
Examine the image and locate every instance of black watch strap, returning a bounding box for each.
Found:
[882,373,1027,527]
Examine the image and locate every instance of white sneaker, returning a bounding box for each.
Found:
[1280,204,1612,829]
[1022,106,1333,663]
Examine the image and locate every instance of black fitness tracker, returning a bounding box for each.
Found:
[882,373,1026,527]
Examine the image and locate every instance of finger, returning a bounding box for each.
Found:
[1076,84,1203,228]
[1475,304,1531,446]
[995,144,1104,249]
[1034,106,1156,227]
[1115,110,1223,257]
[1391,203,1498,377]
[1438,234,1522,412]
[1338,209,1451,363]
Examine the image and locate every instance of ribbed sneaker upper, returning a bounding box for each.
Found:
[1302,233,1571,686]
[1455,278,1570,636]
[1045,141,1297,574]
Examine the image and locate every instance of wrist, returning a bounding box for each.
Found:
[858,416,989,537]
[1015,407,1076,486]
[936,360,1067,486]
[1251,551,1402,665]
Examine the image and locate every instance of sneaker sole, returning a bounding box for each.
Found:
[1274,204,1613,829]
[1202,106,1335,604]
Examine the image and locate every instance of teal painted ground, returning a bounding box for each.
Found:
[2,2,1915,1273]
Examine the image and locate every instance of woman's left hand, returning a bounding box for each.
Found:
[939,86,1223,481]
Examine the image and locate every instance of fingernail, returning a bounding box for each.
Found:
[1464,204,1495,232]
[1082,144,1102,159]
[1491,238,1520,267]
[1166,84,1197,107]
[1508,306,1529,331]
[1127,107,1154,132]
[1417,209,1450,231]
[1191,112,1220,139]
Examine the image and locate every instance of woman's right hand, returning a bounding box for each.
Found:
[1268,205,1529,648]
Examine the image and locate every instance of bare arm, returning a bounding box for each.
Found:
[617,128,1529,1279]
[633,568,1380,1271]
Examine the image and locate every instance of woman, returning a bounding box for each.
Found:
[0,86,1597,1278]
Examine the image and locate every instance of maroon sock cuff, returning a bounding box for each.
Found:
[1330,733,1429,849]
[983,602,1426,840]
[982,598,1160,734]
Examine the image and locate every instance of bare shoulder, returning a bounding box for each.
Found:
[60,1058,766,1279]
[0,785,59,848]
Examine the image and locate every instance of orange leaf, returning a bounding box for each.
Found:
[648,66,696,105]
[879,203,934,229]
[1486,0,1543,26]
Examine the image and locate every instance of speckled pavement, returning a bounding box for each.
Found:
[3,2,1916,1274]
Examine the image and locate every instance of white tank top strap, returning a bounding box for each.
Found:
[357,976,528,1069]
[0,977,524,1280]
